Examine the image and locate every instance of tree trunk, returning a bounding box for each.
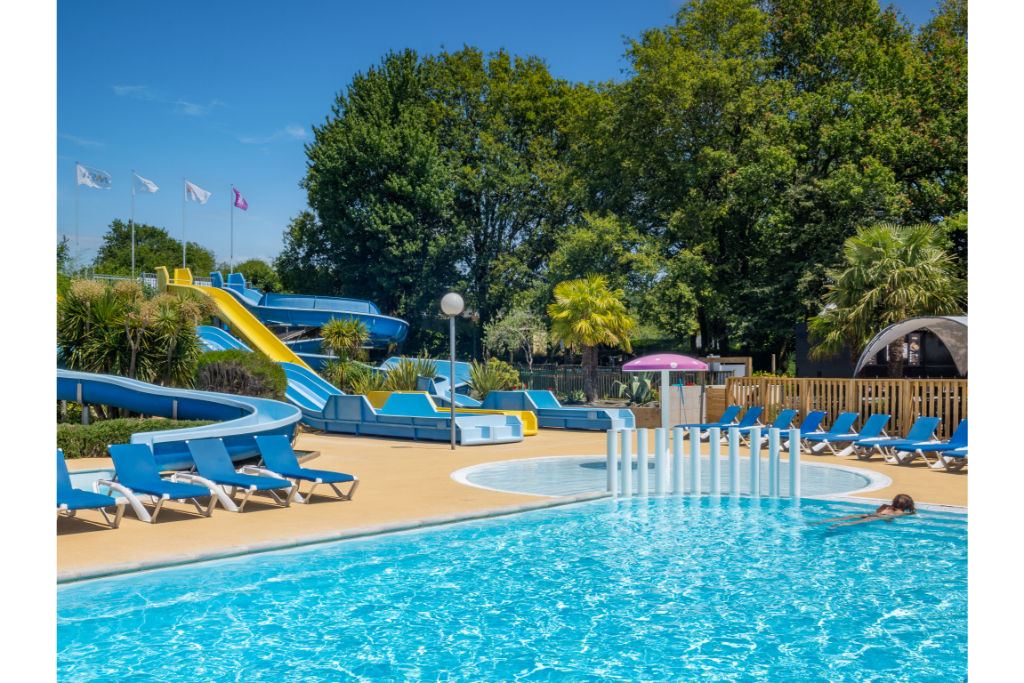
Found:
[582,345,599,403]
[887,338,905,379]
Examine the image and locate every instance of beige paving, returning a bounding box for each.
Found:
[58,429,967,574]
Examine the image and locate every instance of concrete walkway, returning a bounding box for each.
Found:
[58,429,966,577]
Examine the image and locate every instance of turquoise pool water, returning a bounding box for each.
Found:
[58,497,966,682]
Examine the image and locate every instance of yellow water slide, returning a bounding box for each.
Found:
[158,267,313,371]
[365,391,539,436]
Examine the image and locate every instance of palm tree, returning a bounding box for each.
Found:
[321,318,370,362]
[548,275,636,402]
[809,222,966,378]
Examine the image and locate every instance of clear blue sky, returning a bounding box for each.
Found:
[57,0,941,270]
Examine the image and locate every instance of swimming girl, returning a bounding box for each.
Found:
[809,494,916,530]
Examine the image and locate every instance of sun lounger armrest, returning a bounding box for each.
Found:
[95,478,139,500]
[169,472,240,512]
[239,465,290,482]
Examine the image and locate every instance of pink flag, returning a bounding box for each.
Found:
[233,188,248,210]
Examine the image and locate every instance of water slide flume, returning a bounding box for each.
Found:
[159,267,312,371]
[187,287,525,445]
[213,272,409,347]
[365,391,539,436]
[57,370,301,471]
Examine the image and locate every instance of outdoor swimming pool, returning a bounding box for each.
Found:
[456,454,886,498]
[58,497,966,681]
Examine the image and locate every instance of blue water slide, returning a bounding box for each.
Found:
[197,325,252,352]
[480,390,636,431]
[57,370,302,470]
[194,326,522,445]
[300,392,523,445]
[210,272,409,347]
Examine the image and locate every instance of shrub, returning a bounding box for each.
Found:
[467,358,521,400]
[613,373,655,405]
[57,418,214,459]
[194,349,287,400]
[384,356,438,391]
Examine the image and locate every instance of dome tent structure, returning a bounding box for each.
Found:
[853,316,967,378]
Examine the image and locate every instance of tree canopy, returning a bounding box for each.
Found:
[93,219,216,277]
[279,0,966,366]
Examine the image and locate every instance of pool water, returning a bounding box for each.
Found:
[58,497,965,682]
[459,455,881,498]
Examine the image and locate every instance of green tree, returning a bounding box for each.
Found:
[547,276,636,402]
[93,219,216,276]
[274,211,337,295]
[808,222,966,377]
[231,258,282,293]
[483,308,549,372]
[582,0,966,362]
[300,49,460,320]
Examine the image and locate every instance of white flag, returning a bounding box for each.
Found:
[133,172,158,194]
[185,180,211,204]
[76,163,111,189]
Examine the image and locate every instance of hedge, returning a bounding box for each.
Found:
[57,418,214,459]
[194,349,287,401]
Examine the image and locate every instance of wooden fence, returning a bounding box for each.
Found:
[724,377,967,440]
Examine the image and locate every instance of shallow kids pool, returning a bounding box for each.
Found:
[58,497,965,681]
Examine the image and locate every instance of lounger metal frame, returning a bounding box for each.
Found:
[95,474,220,523]
[240,465,359,503]
[57,499,126,528]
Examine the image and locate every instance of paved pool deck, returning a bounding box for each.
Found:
[58,428,966,579]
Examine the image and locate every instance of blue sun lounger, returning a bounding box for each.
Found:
[851,416,942,462]
[896,419,968,469]
[247,435,359,503]
[674,405,741,438]
[779,411,827,449]
[733,409,797,446]
[57,449,125,528]
[939,447,968,472]
[185,438,294,511]
[102,444,220,523]
[804,413,889,456]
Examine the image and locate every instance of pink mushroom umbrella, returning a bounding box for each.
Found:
[622,354,709,431]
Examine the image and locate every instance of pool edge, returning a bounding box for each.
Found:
[56,491,612,585]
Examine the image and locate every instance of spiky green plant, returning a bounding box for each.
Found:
[613,373,655,406]
[384,356,438,391]
[321,317,370,361]
[467,359,520,401]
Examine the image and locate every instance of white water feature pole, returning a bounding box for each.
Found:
[637,428,650,496]
[709,427,721,495]
[768,428,780,498]
[728,427,740,496]
[654,428,667,495]
[689,427,701,495]
[672,427,685,494]
[789,427,801,499]
[749,427,762,497]
[620,429,633,497]
[606,430,619,495]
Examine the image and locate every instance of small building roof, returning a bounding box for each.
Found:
[853,316,967,377]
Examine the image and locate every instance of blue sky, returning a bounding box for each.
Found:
[57,0,942,270]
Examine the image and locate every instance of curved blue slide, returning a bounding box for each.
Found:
[57,369,302,470]
[196,326,523,445]
[211,272,409,347]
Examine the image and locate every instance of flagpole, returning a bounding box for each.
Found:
[74,162,80,270]
[230,185,234,271]
[130,171,136,278]
[182,178,187,269]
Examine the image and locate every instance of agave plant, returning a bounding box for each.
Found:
[612,373,655,406]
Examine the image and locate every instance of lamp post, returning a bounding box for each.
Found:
[440,292,464,450]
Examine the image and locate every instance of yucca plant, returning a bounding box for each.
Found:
[384,356,438,391]
[321,318,369,362]
[467,360,518,401]
[350,365,388,395]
